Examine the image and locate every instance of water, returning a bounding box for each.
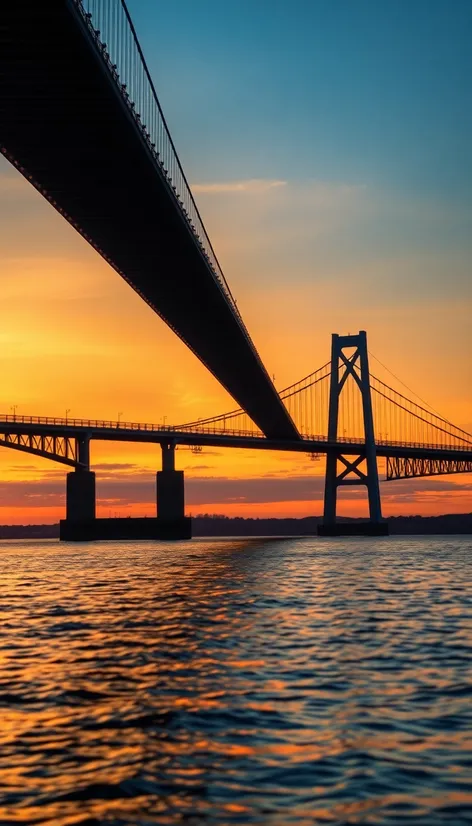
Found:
[0,536,471,825]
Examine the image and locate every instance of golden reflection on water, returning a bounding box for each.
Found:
[0,536,471,825]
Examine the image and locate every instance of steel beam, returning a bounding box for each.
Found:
[386,456,472,480]
[0,421,470,464]
[0,0,298,441]
[322,331,384,529]
[0,432,80,467]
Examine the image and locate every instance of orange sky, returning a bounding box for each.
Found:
[0,157,471,524]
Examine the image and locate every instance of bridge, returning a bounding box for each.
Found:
[1,3,471,539]
[1,0,297,441]
[0,329,470,538]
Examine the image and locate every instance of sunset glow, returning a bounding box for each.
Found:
[1,0,471,524]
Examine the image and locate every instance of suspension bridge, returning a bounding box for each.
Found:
[1,2,471,539]
[0,329,470,539]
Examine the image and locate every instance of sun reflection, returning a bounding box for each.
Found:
[0,537,471,824]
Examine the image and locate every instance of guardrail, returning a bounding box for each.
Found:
[1,413,471,451]
[72,0,251,338]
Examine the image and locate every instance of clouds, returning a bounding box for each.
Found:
[191,176,472,293]
[183,174,472,429]
[0,470,470,516]
[192,179,287,194]
[0,10,471,525]
[193,178,368,270]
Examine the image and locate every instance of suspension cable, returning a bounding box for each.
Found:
[371,375,472,439]
[369,350,454,422]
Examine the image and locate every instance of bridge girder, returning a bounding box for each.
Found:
[386,456,472,480]
[0,423,471,482]
[0,0,298,442]
[0,433,81,468]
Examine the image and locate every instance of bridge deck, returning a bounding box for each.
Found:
[0,416,470,464]
[0,0,298,441]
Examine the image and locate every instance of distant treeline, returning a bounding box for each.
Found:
[192,513,472,536]
[0,524,59,539]
[192,514,472,536]
[1,513,471,538]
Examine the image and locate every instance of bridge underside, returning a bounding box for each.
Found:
[0,0,298,441]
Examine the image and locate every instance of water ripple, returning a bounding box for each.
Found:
[0,536,471,824]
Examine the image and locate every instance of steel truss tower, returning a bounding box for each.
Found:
[319,331,388,536]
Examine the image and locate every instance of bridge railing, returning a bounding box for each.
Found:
[0,413,170,431]
[1,412,472,451]
[0,413,264,439]
[72,0,249,334]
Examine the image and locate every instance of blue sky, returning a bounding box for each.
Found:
[0,0,470,520]
[128,0,472,205]
[123,0,472,345]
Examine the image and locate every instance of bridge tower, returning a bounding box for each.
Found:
[318,331,388,536]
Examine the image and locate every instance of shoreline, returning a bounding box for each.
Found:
[0,513,471,539]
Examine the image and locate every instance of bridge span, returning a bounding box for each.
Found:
[1,0,297,441]
[1,3,470,538]
[0,414,470,467]
[0,331,470,539]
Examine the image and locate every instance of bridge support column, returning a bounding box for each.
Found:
[60,467,96,541]
[65,469,96,523]
[156,443,191,538]
[60,434,97,540]
[319,331,388,537]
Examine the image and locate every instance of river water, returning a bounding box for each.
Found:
[0,536,471,825]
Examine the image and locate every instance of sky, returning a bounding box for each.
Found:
[0,0,471,523]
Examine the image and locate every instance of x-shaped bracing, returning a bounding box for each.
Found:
[338,349,362,394]
[0,432,83,468]
[336,454,368,485]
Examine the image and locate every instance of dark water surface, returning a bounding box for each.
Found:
[1,536,471,825]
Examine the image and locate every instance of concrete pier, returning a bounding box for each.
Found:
[156,442,191,537]
[65,469,96,523]
[157,469,184,520]
[60,441,191,541]
[60,516,191,541]
[318,522,389,537]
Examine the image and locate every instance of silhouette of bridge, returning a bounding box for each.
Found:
[1,2,471,538]
[1,0,296,441]
[0,329,470,537]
